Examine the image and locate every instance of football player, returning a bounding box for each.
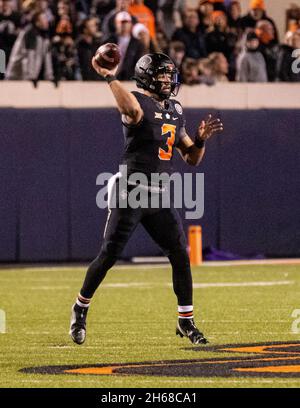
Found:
[69,53,223,346]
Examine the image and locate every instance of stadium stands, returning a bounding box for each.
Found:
[1,1,300,261]
[1,0,300,83]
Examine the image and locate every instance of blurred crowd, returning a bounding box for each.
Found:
[1,0,300,84]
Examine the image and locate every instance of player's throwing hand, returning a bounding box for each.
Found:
[197,114,224,141]
[91,56,119,78]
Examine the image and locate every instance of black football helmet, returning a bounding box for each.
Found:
[133,53,180,100]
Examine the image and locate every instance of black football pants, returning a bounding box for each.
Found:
[80,176,193,306]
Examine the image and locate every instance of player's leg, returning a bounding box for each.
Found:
[142,206,192,305]
[70,177,141,344]
[141,206,207,345]
[70,206,141,344]
[81,207,141,297]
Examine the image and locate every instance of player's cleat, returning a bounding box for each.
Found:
[176,318,208,345]
[69,304,88,345]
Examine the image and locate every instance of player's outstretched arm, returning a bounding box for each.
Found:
[176,115,224,166]
[91,57,143,125]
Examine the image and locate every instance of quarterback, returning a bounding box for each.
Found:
[70,52,223,345]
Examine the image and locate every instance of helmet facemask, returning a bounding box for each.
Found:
[151,65,180,100]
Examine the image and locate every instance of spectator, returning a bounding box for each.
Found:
[55,0,75,36]
[172,9,207,60]
[76,17,102,81]
[56,14,72,35]
[0,0,21,62]
[198,56,216,85]
[276,30,300,82]
[256,19,278,82]
[206,51,229,82]
[287,19,299,36]
[182,56,215,85]
[156,0,187,39]
[205,11,237,61]
[129,0,156,39]
[57,1,77,20]
[129,0,160,51]
[102,11,144,81]
[168,40,186,71]
[101,0,136,37]
[132,22,151,53]
[19,0,37,27]
[5,11,54,81]
[52,32,80,81]
[236,31,267,82]
[240,0,278,42]
[205,10,238,79]
[197,0,214,33]
[38,0,55,25]
[181,57,202,84]
[286,4,300,34]
[227,0,243,37]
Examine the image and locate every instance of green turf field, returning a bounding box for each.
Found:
[1,263,300,388]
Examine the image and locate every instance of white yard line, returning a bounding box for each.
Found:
[192,280,294,288]
[100,280,294,289]
[28,286,71,290]
[18,280,295,290]
[201,259,300,267]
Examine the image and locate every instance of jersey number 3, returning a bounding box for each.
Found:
[158,124,176,161]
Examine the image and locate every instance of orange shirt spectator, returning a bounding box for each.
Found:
[128,0,156,39]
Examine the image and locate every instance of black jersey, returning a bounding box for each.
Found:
[121,91,186,186]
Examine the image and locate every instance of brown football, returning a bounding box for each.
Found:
[94,43,121,70]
